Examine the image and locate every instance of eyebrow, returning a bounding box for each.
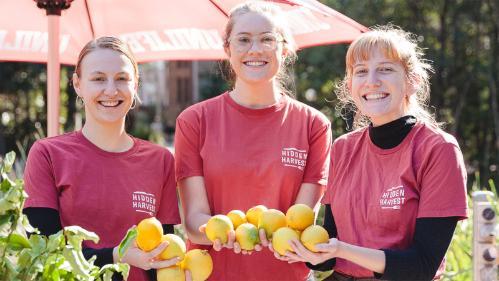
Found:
[353,61,396,67]
[235,31,274,36]
[89,71,130,75]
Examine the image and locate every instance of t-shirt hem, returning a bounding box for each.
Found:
[417,208,468,220]
[24,200,59,211]
[302,178,327,186]
[176,171,204,182]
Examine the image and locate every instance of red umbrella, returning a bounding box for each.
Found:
[0,0,367,136]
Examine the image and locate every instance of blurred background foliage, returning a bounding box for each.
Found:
[1,0,498,189]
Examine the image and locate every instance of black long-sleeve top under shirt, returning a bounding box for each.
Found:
[307,116,459,281]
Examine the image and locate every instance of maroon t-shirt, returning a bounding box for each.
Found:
[175,92,332,281]
[24,131,180,281]
[323,123,468,278]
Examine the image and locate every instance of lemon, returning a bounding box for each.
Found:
[235,223,260,251]
[258,209,287,239]
[246,205,268,226]
[227,210,247,229]
[205,214,233,244]
[136,217,163,252]
[300,225,329,252]
[272,227,300,256]
[157,266,185,281]
[181,249,213,281]
[158,234,186,261]
[286,204,315,231]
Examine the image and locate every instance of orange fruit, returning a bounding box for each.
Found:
[258,209,287,239]
[157,266,185,281]
[227,210,247,229]
[272,227,300,256]
[235,223,260,251]
[158,234,186,261]
[286,204,315,231]
[136,217,163,252]
[246,205,268,226]
[300,225,329,252]
[181,249,213,281]
[205,215,233,244]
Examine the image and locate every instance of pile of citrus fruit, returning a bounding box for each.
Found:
[204,204,329,255]
[136,217,213,281]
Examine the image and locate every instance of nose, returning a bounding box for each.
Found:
[104,81,118,96]
[247,38,263,53]
[366,71,381,88]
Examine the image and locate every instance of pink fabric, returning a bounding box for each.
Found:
[175,92,332,281]
[323,122,468,278]
[24,131,180,281]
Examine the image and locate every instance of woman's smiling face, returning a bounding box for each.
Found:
[350,46,413,126]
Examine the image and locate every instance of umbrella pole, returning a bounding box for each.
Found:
[47,15,60,137]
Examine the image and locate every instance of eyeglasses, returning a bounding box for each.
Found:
[229,33,285,52]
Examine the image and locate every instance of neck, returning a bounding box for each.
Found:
[231,79,281,108]
[82,118,132,152]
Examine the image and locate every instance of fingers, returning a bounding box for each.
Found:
[225,230,236,249]
[213,239,223,251]
[147,241,169,258]
[233,242,242,254]
[259,229,269,247]
[150,256,182,269]
[198,224,206,234]
[254,244,262,252]
[185,269,193,281]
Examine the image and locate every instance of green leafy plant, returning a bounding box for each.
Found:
[0,151,130,280]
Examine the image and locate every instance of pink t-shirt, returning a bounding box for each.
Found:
[323,122,468,278]
[175,92,332,281]
[24,131,180,281]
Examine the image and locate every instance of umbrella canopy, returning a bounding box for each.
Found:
[0,0,367,135]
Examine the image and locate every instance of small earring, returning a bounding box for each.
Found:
[76,95,84,105]
[130,98,137,109]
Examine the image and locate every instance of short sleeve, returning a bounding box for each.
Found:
[156,151,181,224]
[417,143,468,219]
[23,141,60,210]
[302,116,332,186]
[174,112,204,182]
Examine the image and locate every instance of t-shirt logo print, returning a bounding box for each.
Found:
[281,147,308,170]
[132,191,157,216]
[379,185,405,210]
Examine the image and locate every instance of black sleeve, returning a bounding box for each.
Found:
[377,217,458,281]
[23,207,62,236]
[305,204,336,271]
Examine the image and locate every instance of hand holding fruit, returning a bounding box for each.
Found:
[287,237,340,265]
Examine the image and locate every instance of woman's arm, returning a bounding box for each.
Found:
[178,176,212,245]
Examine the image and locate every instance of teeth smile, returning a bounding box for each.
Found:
[99,101,122,107]
[244,61,266,66]
[363,93,388,100]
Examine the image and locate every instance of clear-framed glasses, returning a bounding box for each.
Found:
[229,33,285,53]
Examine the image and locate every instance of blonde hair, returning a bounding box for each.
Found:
[336,25,439,129]
[74,36,141,103]
[222,0,297,96]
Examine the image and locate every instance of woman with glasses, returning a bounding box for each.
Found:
[174,1,331,280]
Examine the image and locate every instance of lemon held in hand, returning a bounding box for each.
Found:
[205,214,234,244]
[235,223,260,251]
[136,217,163,252]
[158,233,186,261]
[258,209,286,239]
[246,205,268,226]
[181,249,213,281]
[300,225,329,252]
[286,204,315,231]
